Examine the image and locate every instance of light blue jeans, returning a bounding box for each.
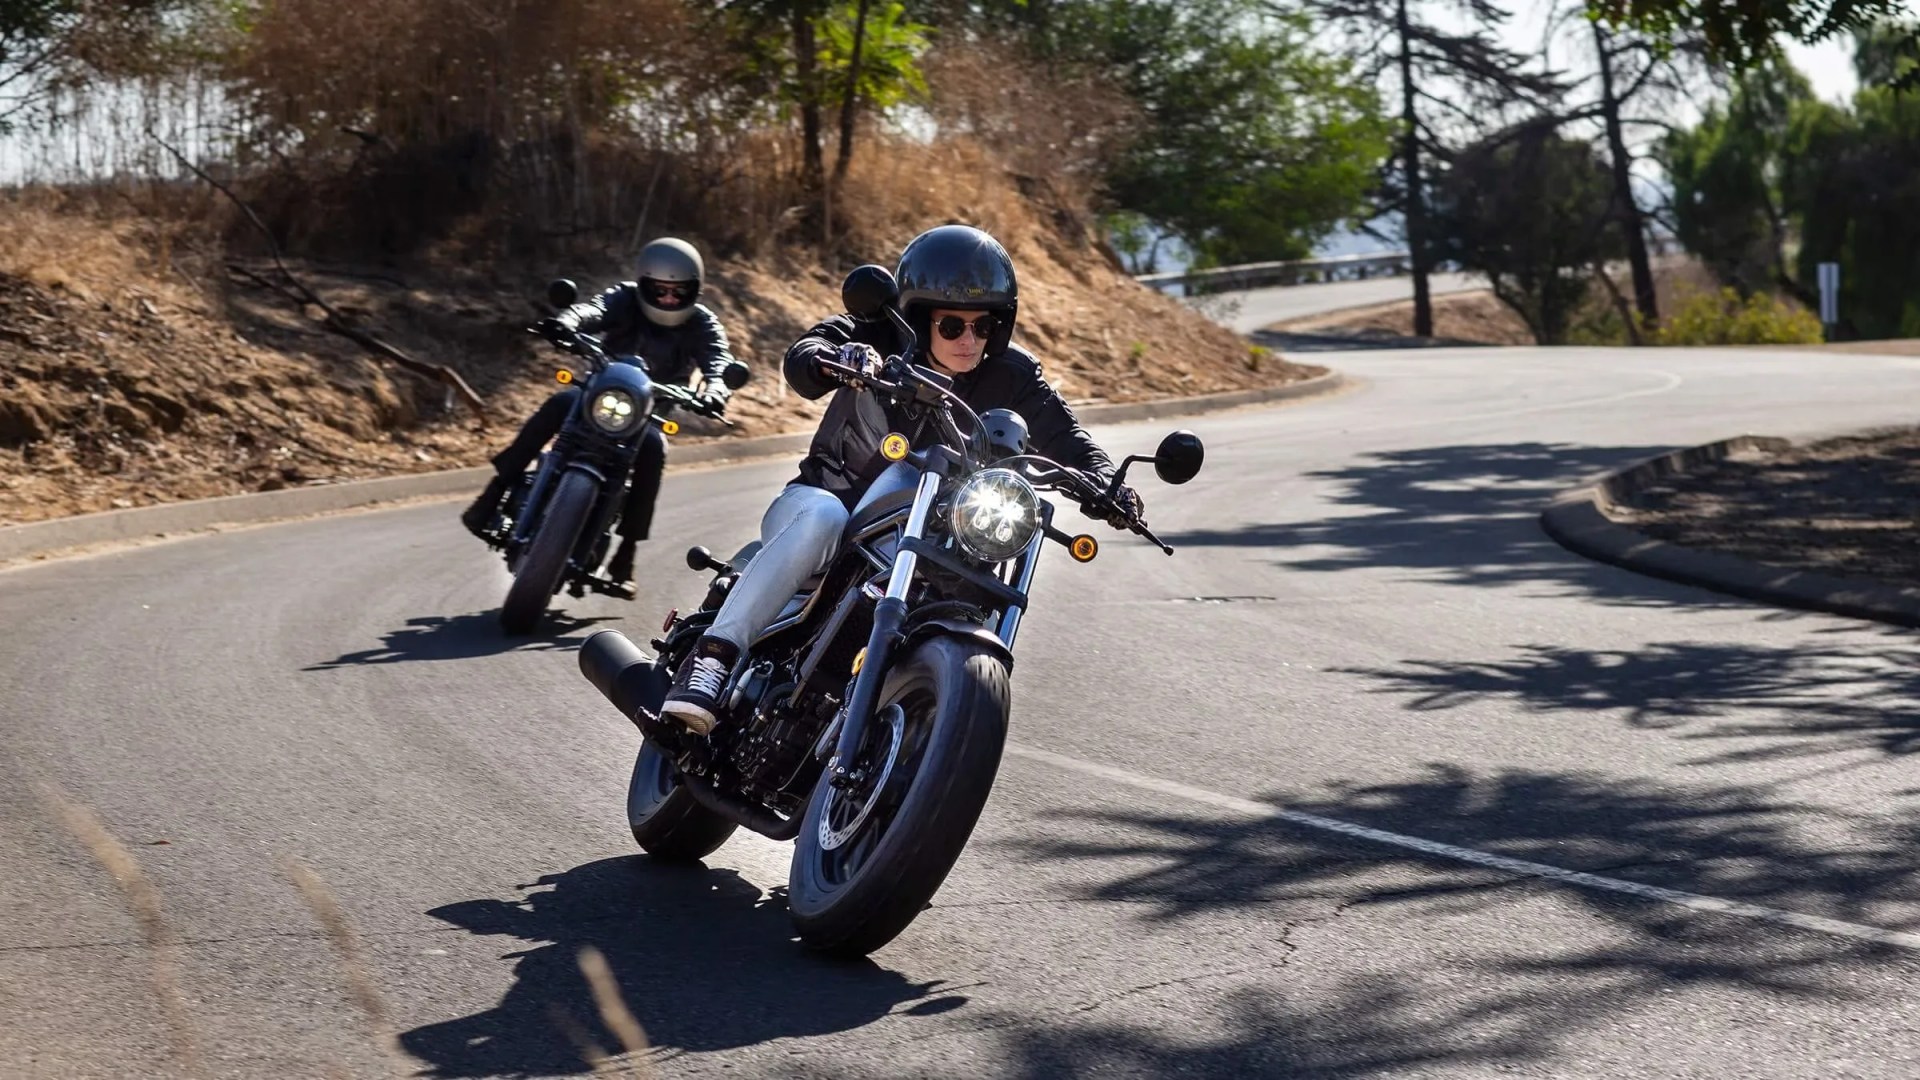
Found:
[706,463,919,650]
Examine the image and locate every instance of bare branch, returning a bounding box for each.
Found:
[154,134,488,421]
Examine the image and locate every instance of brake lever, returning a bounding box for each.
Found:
[1133,519,1174,556]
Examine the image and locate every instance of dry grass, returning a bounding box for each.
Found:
[0,194,176,300]
[285,857,408,1075]
[37,782,205,1076]
[34,784,650,1075]
[30,786,680,1075]
[578,945,657,1078]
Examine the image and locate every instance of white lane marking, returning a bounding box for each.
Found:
[1004,741,1920,953]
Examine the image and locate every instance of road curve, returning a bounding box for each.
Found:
[1206,272,1485,334]
[8,346,1920,1078]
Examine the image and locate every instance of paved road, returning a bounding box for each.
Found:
[1196,272,1485,334]
[9,347,1920,1078]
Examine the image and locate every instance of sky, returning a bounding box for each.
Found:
[1783,36,1862,103]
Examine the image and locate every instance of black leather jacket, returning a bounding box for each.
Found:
[783,314,1115,508]
[556,283,737,401]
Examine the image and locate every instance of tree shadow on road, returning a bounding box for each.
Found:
[1340,637,1920,765]
[398,856,952,1077]
[999,765,1920,1075]
[1162,441,1805,614]
[304,610,618,670]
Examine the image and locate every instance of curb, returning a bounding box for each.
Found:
[1074,369,1346,424]
[0,371,1346,566]
[1540,434,1920,628]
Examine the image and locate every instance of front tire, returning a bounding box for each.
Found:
[787,636,1011,956]
[627,739,737,861]
[500,469,597,635]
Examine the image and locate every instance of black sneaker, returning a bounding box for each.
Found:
[462,475,511,539]
[661,635,741,736]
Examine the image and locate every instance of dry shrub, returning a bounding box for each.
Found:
[0,198,148,295]
[918,38,1139,203]
[225,0,698,147]
[206,0,762,259]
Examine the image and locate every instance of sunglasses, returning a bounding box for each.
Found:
[642,280,695,305]
[934,314,997,341]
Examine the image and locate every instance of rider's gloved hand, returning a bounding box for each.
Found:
[694,389,730,416]
[829,342,885,387]
[533,317,575,345]
[1074,473,1144,530]
[1106,482,1145,528]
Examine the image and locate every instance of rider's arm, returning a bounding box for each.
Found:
[1009,355,1116,484]
[554,284,626,335]
[783,316,862,401]
[687,306,737,402]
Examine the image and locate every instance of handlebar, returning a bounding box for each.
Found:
[818,349,1172,553]
[817,354,982,459]
[532,325,733,425]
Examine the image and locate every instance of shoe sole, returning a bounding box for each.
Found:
[660,701,717,736]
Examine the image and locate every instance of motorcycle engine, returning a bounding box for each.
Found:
[727,664,818,797]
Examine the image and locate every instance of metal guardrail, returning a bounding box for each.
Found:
[1136,236,1682,296]
[1135,251,1414,295]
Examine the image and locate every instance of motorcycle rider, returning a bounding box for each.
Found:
[462,237,739,586]
[659,224,1143,733]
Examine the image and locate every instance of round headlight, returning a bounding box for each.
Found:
[948,468,1041,563]
[590,389,640,434]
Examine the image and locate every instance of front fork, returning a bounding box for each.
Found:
[508,452,561,554]
[827,470,943,786]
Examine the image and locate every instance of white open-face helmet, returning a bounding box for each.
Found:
[636,237,704,327]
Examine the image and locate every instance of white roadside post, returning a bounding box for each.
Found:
[1818,261,1841,341]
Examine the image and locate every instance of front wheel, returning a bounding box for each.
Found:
[627,739,737,861]
[500,469,597,635]
[787,636,1011,956]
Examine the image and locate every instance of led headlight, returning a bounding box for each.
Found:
[949,468,1041,563]
[590,389,640,434]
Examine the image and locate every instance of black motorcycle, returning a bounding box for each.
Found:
[484,279,751,635]
[577,265,1204,954]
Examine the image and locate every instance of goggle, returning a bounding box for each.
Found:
[934,314,997,341]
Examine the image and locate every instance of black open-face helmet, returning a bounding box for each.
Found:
[894,224,1018,357]
[635,237,703,328]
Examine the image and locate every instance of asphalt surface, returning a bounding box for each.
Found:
[10,346,1920,1078]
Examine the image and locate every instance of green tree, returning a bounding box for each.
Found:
[724,0,930,190]
[1659,65,1813,298]
[825,0,929,183]
[1788,73,1920,337]
[1665,35,1920,338]
[1593,0,1915,77]
[1432,124,1622,344]
[1292,0,1562,336]
[1008,0,1391,268]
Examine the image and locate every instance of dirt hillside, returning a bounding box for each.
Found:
[0,198,1316,527]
